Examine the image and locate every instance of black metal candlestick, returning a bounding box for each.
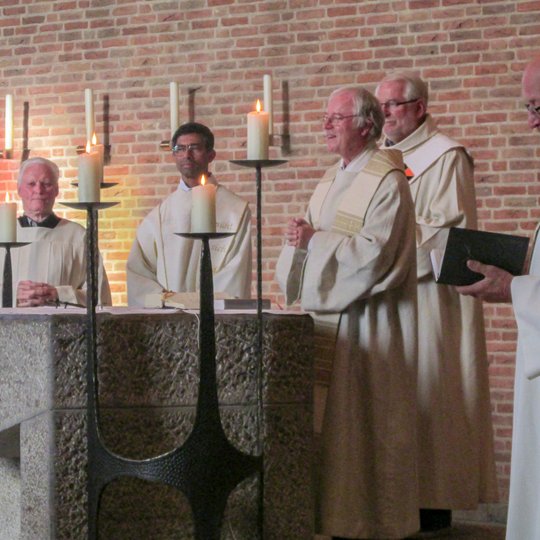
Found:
[1,241,31,307]
[229,157,287,537]
[65,209,261,538]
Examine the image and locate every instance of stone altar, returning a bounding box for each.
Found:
[0,308,314,539]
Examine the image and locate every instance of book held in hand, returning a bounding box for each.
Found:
[430,227,530,286]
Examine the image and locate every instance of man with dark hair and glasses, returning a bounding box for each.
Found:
[126,122,252,306]
[276,85,419,539]
[375,72,498,532]
[457,56,540,540]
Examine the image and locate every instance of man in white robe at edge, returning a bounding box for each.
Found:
[275,86,419,539]
[126,122,251,306]
[457,56,540,540]
[0,157,111,307]
[374,72,498,531]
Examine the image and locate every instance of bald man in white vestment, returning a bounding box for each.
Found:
[126,122,251,307]
[276,86,419,539]
[375,71,498,531]
[458,56,540,540]
[0,157,111,307]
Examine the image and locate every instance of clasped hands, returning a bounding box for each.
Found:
[285,217,316,250]
[17,280,59,307]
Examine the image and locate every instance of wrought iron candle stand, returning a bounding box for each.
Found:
[229,158,287,534]
[1,241,30,307]
[66,194,262,538]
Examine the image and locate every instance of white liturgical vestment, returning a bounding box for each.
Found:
[384,115,498,509]
[276,146,419,539]
[127,177,251,306]
[0,218,111,306]
[506,228,540,540]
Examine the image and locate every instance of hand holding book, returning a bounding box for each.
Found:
[430,227,529,287]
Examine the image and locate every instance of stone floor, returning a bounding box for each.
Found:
[316,521,506,539]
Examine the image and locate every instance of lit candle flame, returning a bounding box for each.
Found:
[5,192,10,203]
[200,174,206,186]
[86,141,91,153]
[256,99,261,113]
[92,132,97,145]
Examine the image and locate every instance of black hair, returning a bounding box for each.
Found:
[171,122,215,151]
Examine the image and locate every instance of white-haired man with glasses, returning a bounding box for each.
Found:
[126,122,252,306]
[375,72,498,532]
[276,86,419,539]
[457,56,540,540]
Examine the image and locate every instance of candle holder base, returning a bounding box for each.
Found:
[70,182,118,190]
[0,149,14,159]
[230,159,287,168]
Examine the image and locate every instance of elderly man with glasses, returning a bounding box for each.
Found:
[276,85,419,539]
[126,122,252,306]
[375,72,498,532]
[457,56,540,540]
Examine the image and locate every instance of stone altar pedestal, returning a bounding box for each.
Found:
[0,308,314,539]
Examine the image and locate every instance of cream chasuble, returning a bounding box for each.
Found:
[506,226,540,540]
[276,147,420,539]
[384,115,498,509]
[0,219,111,306]
[127,179,252,307]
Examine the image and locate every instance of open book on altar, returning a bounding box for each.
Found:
[144,291,270,310]
[430,227,530,286]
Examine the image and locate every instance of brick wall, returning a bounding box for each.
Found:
[1,0,539,506]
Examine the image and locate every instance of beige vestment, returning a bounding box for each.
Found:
[386,115,498,509]
[276,147,419,538]
[126,178,252,307]
[0,219,111,306]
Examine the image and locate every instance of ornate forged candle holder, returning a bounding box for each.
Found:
[70,194,263,538]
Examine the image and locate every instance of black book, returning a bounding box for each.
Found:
[430,227,530,286]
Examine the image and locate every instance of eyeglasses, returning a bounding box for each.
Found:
[322,114,361,125]
[172,143,204,155]
[525,103,540,118]
[379,98,419,111]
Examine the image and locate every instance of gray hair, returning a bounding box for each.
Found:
[329,86,385,142]
[17,157,60,187]
[375,71,429,105]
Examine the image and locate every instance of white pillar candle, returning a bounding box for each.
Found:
[4,94,14,152]
[263,74,273,136]
[247,100,269,160]
[78,143,101,202]
[84,88,95,144]
[191,175,216,233]
[170,82,179,138]
[0,194,17,242]
[91,133,104,182]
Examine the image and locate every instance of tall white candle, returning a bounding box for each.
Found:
[4,94,14,152]
[78,142,101,203]
[170,82,179,137]
[0,194,17,242]
[263,74,273,136]
[191,175,216,233]
[247,100,269,160]
[84,88,95,144]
